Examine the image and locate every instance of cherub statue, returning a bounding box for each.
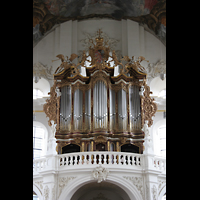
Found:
[55,86,61,97]
[50,120,57,138]
[142,120,150,137]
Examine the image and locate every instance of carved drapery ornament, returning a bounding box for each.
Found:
[43,80,58,126]
[141,81,157,128]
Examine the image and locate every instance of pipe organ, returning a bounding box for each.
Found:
[43,29,157,154]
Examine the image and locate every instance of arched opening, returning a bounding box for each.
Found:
[62,144,80,154]
[121,144,139,153]
[58,175,143,200]
[71,181,131,200]
[33,184,42,200]
[96,143,106,151]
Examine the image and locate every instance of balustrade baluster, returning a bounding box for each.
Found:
[98,154,101,164]
[84,154,87,165]
[114,155,117,164]
[74,155,77,165]
[88,154,91,165]
[109,154,113,164]
[127,155,130,165]
[69,156,72,166]
[94,154,97,164]
[104,154,106,164]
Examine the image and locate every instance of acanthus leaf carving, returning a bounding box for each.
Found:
[151,185,157,200]
[92,165,109,183]
[141,81,157,128]
[43,80,58,126]
[123,176,144,198]
[44,185,50,200]
[58,176,76,198]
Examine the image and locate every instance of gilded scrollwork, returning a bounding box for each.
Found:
[140,81,157,128]
[43,80,58,126]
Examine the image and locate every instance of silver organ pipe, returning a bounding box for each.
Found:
[118,89,127,131]
[109,89,116,130]
[60,84,142,133]
[60,85,71,131]
[129,85,141,131]
[93,81,107,129]
[85,89,91,130]
[73,89,83,131]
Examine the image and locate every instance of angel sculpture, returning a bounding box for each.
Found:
[67,53,78,63]
[79,50,90,67]
[135,56,148,72]
[110,50,123,67]
[53,53,78,74]
[120,55,134,74]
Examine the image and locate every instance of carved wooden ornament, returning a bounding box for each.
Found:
[141,82,157,127]
[43,80,58,126]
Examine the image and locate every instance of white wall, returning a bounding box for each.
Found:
[33,18,166,78]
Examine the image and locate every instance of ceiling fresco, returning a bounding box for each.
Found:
[33,0,166,46]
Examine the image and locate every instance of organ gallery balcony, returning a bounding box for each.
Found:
[33,151,166,175]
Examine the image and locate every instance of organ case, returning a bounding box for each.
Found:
[43,30,157,154]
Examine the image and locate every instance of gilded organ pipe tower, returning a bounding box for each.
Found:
[43,29,157,154]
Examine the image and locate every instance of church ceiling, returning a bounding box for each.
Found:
[33,0,166,46]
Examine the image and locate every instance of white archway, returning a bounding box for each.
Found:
[158,184,166,200]
[33,183,43,200]
[58,175,143,200]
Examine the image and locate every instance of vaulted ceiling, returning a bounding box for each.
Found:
[33,0,166,47]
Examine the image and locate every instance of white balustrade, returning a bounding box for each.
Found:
[57,151,142,168]
[33,152,166,174]
[153,156,166,172]
[33,157,47,172]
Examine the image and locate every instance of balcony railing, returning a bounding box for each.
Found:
[58,151,142,168]
[33,151,166,174]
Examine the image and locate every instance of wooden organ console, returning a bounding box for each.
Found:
[43,30,157,154]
